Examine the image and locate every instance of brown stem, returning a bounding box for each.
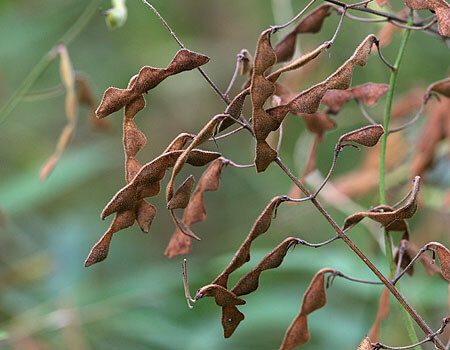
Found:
[274,157,445,350]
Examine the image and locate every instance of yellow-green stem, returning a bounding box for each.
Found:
[379,10,421,350]
[0,0,102,125]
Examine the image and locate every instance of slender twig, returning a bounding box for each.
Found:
[224,52,244,98]
[311,147,340,199]
[270,0,317,32]
[0,0,102,125]
[182,259,196,309]
[374,40,397,72]
[389,17,437,31]
[296,235,340,248]
[327,270,384,286]
[392,189,412,209]
[373,316,449,350]
[356,99,378,125]
[394,241,407,280]
[274,157,445,349]
[209,125,245,141]
[276,122,284,153]
[392,244,432,285]
[388,96,429,134]
[222,159,255,169]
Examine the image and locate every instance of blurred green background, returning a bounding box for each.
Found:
[0,0,448,349]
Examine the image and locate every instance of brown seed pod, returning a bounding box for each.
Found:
[231,237,299,296]
[266,35,378,136]
[166,114,226,201]
[404,0,450,36]
[395,239,441,277]
[40,44,78,181]
[251,29,278,172]
[357,336,373,350]
[163,133,195,153]
[101,150,221,219]
[238,49,253,75]
[168,175,195,210]
[337,125,385,149]
[96,49,210,119]
[166,158,226,257]
[75,73,111,130]
[368,288,390,342]
[221,305,245,338]
[280,268,334,350]
[428,242,450,281]
[194,284,246,307]
[322,83,389,114]
[213,196,287,288]
[343,176,421,231]
[274,4,333,63]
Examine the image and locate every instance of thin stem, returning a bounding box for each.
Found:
[141,0,231,105]
[209,125,245,141]
[373,316,449,350]
[222,159,255,169]
[22,84,65,102]
[0,0,102,125]
[378,10,422,350]
[388,96,428,134]
[328,270,384,286]
[389,17,437,31]
[224,53,243,98]
[356,99,378,124]
[392,245,431,285]
[296,235,340,248]
[312,147,340,198]
[270,0,317,32]
[182,259,196,309]
[374,40,396,72]
[274,157,444,350]
[276,122,284,153]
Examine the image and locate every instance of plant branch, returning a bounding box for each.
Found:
[356,99,378,125]
[274,157,445,350]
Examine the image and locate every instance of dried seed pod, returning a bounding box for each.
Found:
[166,114,226,201]
[231,237,299,296]
[163,133,195,153]
[75,73,111,130]
[266,35,378,133]
[337,125,385,149]
[404,0,450,36]
[274,5,332,62]
[343,176,421,231]
[368,288,389,342]
[221,305,245,338]
[357,336,373,350]
[238,49,252,75]
[195,284,246,307]
[429,242,450,281]
[168,175,195,210]
[280,268,334,350]
[213,196,287,288]
[40,44,78,181]
[102,150,221,219]
[251,29,278,172]
[96,49,210,119]
[166,158,226,257]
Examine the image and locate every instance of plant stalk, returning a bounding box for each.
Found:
[378,10,421,350]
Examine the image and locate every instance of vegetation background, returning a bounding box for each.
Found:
[0,0,448,349]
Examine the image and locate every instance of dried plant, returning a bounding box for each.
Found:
[4,0,447,348]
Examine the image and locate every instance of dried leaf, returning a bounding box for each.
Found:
[280,268,334,350]
[96,49,210,119]
[343,176,420,231]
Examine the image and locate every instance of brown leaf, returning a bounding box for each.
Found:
[96,49,210,119]
[343,176,421,231]
[280,268,334,350]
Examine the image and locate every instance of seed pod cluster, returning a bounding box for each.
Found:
[85,48,214,266]
[166,158,226,257]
